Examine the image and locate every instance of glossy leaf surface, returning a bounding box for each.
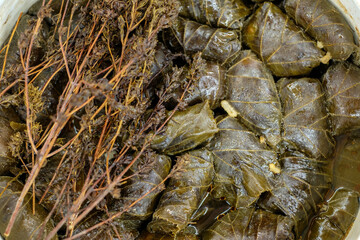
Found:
[179,0,250,29]
[332,132,360,193]
[0,176,56,240]
[259,151,331,236]
[278,77,334,159]
[323,62,360,136]
[167,17,242,64]
[168,60,226,109]
[147,149,214,235]
[284,0,356,60]
[202,208,295,240]
[243,2,325,77]
[225,50,282,149]
[112,154,172,220]
[138,231,198,240]
[306,188,359,240]
[208,116,279,208]
[151,101,218,155]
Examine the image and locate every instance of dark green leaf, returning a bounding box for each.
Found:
[179,0,250,29]
[258,151,331,236]
[208,116,280,208]
[243,2,326,77]
[224,50,282,149]
[284,0,357,60]
[278,77,334,159]
[306,188,359,240]
[202,208,295,239]
[138,231,199,240]
[332,132,360,193]
[322,62,360,136]
[168,60,226,109]
[0,176,57,240]
[147,149,214,235]
[111,154,172,220]
[151,101,218,155]
[166,17,242,64]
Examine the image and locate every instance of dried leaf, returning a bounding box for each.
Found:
[208,116,279,208]
[322,62,360,136]
[284,0,357,60]
[179,0,250,29]
[202,208,295,240]
[278,77,334,159]
[225,50,282,149]
[147,149,214,235]
[243,2,326,77]
[258,151,331,236]
[306,188,359,240]
[151,101,218,155]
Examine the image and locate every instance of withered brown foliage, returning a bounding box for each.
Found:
[0,0,183,239]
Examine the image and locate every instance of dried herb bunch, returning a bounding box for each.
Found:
[0,0,360,239]
[0,0,186,239]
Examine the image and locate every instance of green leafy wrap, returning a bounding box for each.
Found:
[224,50,282,149]
[208,116,280,208]
[202,208,295,240]
[243,2,327,77]
[284,0,357,60]
[147,149,214,235]
[179,0,250,29]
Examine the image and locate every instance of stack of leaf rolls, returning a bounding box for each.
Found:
[1,0,360,239]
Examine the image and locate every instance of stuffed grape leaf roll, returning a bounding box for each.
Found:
[322,62,360,136]
[202,208,295,240]
[224,50,282,149]
[151,101,218,155]
[208,116,280,208]
[166,17,242,64]
[278,77,334,159]
[284,0,357,60]
[73,212,141,240]
[178,0,250,29]
[0,176,57,240]
[0,107,19,175]
[110,154,172,220]
[147,149,214,235]
[243,2,328,77]
[258,151,331,236]
[168,60,226,109]
[306,188,359,240]
[138,231,199,240]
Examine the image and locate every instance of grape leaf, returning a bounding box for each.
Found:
[0,176,57,240]
[284,0,357,60]
[243,2,327,77]
[278,77,334,159]
[168,60,226,109]
[258,151,331,236]
[138,231,199,240]
[208,116,280,208]
[202,208,295,240]
[166,17,242,64]
[224,50,282,149]
[322,62,360,136]
[179,0,250,29]
[151,101,218,155]
[332,131,360,193]
[110,154,172,220]
[306,188,359,240]
[147,149,214,235]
